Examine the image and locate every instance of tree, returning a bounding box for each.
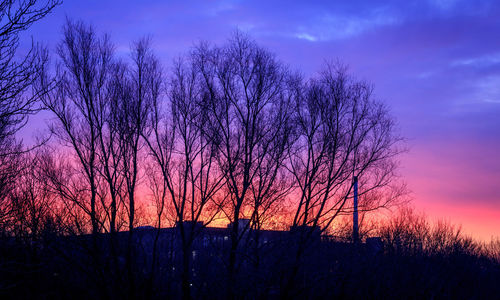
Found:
[0,0,60,144]
[6,151,58,244]
[40,19,114,238]
[39,20,163,298]
[0,0,60,234]
[288,63,404,230]
[192,32,294,296]
[115,37,160,298]
[143,50,227,299]
[282,63,405,296]
[37,20,120,297]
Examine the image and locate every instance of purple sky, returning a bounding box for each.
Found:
[24,0,500,240]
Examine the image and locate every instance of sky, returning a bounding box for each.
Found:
[22,0,500,241]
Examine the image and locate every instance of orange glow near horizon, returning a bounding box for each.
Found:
[401,139,500,242]
[414,199,500,242]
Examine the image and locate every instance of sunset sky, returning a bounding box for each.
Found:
[23,0,500,241]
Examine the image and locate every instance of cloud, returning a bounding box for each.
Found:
[472,75,500,104]
[203,0,238,17]
[429,0,460,10]
[451,53,500,68]
[292,7,399,42]
[295,32,317,42]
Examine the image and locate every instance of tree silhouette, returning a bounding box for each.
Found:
[281,62,405,296]
[190,31,295,296]
[0,0,60,144]
[0,0,60,235]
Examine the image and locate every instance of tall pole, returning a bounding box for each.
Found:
[353,176,359,243]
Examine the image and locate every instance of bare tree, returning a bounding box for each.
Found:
[143,48,228,298]
[0,0,60,234]
[38,20,166,299]
[6,151,58,244]
[288,63,403,231]
[37,23,121,294]
[38,146,98,235]
[281,63,405,296]
[0,0,60,144]
[378,206,479,257]
[111,37,160,298]
[191,32,294,296]
[377,206,429,255]
[0,141,22,230]
[484,238,500,265]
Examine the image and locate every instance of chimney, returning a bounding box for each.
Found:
[353,176,359,243]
